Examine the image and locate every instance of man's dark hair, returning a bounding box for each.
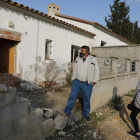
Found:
[81,45,90,54]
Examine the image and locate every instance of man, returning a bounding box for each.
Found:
[64,45,99,122]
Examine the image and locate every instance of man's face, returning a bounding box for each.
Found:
[80,48,89,59]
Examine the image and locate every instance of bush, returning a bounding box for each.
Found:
[66,62,73,86]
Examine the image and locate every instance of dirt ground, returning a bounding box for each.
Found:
[17,87,139,140]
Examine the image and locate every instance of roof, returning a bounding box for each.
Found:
[55,13,134,45]
[0,0,96,37]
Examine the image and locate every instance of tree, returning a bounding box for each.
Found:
[105,0,137,43]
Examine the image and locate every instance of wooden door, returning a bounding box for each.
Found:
[0,39,15,73]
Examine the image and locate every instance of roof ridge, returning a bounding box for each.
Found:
[55,13,133,44]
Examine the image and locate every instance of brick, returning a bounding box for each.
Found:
[0,119,15,138]
[6,74,13,77]
[6,81,14,86]
[1,78,8,82]
[13,73,20,77]
[0,98,31,122]
[0,81,6,85]
[18,34,21,38]
[4,31,11,35]
[0,87,16,105]
[0,34,6,39]
[9,77,16,81]
[7,36,14,40]
[0,30,3,34]
[16,108,43,132]
[0,74,5,77]
[11,33,18,38]
[14,38,21,41]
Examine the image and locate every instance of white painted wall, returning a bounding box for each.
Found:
[0,6,94,82]
[55,16,129,46]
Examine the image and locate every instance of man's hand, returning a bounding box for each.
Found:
[129,100,133,104]
[92,82,95,87]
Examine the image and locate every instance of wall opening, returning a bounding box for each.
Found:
[0,38,16,73]
[71,45,81,63]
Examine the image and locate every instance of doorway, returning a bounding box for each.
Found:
[0,38,16,73]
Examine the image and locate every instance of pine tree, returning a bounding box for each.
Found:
[105,0,136,43]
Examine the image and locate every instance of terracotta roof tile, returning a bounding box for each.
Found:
[0,0,96,36]
[55,13,133,44]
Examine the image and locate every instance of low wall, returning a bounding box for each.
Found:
[90,45,140,111]
[90,73,138,111]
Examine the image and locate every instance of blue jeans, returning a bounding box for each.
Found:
[65,79,93,116]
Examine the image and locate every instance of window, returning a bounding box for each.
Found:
[71,45,80,63]
[45,40,52,59]
[131,61,135,72]
[100,40,107,46]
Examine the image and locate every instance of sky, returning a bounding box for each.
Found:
[13,0,140,27]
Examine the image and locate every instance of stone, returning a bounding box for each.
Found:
[88,130,93,134]
[93,132,96,139]
[42,108,58,118]
[54,114,68,130]
[20,83,42,91]
[58,131,66,136]
[0,84,7,92]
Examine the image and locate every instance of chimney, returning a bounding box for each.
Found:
[48,3,60,17]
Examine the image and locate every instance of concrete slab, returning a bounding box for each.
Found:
[0,98,31,122]
[54,114,68,130]
[16,108,43,132]
[0,87,16,105]
[42,118,54,133]
[0,129,29,140]
[0,84,7,92]
[0,118,15,138]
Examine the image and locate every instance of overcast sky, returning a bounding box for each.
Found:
[13,0,140,27]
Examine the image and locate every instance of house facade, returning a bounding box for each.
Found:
[0,0,96,85]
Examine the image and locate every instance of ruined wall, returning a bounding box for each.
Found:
[90,45,140,111]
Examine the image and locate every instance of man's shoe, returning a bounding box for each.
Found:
[85,116,90,122]
[63,113,69,117]
[127,131,140,140]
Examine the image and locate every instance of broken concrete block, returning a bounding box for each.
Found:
[0,84,7,92]
[0,87,16,105]
[0,118,15,138]
[54,114,68,130]
[16,108,43,132]
[42,108,58,118]
[0,98,31,122]
[42,118,54,133]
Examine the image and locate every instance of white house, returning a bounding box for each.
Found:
[0,0,133,87]
[0,0,97,85]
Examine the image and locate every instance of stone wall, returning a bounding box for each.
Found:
[0,86,54,140]
[90,45,140,111]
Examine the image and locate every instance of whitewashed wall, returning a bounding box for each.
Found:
[55,16,128,46]
[0,7,94,82]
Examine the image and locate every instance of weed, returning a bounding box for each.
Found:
[107,95,123,111]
